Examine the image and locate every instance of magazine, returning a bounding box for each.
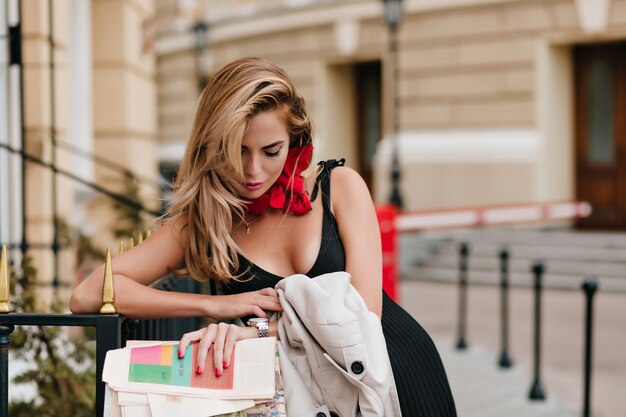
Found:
[103,338,283,417]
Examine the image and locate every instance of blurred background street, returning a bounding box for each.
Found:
[400,228,626,417]
[2,0,626,416]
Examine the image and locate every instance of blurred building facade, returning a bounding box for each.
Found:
[156,0,626,229]
[1,0,625,292]
[0,0,159,297]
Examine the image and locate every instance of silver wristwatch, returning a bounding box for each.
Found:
[246,317,269,338]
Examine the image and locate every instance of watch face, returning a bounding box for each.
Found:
[247,317,270,337]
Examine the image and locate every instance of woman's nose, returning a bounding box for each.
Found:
[243,154,260,177]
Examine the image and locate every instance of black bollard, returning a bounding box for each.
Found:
[456,242,470,350]
[498,247,513,368]
[528,260,546,400]
[582,278,598,417]
[0,325,15,417]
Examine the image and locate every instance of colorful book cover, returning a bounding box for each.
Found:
[128,343,235,389]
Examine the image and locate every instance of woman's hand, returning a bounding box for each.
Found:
[207,288,282,320]
[178,322,256,377]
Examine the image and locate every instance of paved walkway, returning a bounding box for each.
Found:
[399,280,625,417]
[437,343,577,417]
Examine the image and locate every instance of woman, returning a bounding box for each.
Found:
[70,57,456,416]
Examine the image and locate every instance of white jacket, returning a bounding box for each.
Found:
[275,272,402,417]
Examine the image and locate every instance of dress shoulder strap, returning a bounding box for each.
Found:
[310,158,345,203]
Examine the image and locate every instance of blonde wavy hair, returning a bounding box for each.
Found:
[167,57,313,283]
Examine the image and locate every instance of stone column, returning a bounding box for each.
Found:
[90,0,159,244]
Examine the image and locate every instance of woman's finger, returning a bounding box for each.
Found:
[178,329,205,359]
[251,305,265,318]
[268,298,283,311]
[259,296,282,312]
[213,323,229,376]
[243,290,279,310]
[196,325,217,375]
[259,287,278,297]
[223,326,239,368]
[258,288,280,304]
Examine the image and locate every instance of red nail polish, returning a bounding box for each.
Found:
[215,368,222,377]
[178,351,182,359]
[196,366,202,374]
[223,361,228,368]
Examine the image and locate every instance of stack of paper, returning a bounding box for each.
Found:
[103,338,280,417]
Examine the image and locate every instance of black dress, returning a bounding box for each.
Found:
[221,160,457,417]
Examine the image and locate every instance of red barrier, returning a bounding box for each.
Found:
[375,204,398,302]
[396,200,592,232]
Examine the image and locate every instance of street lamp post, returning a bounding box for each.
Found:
[382,0,404,209]
[192,21,208,91]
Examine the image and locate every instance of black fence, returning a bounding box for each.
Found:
[0,314,121,417]
[0,274,203,417]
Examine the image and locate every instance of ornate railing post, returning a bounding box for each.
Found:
[99,248,116,314]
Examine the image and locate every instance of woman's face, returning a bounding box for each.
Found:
[240,109,290,200]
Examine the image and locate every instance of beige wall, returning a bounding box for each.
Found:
[22,0,75,301]
[156,50,197,146]
[155,0,386,167]
[154,0,626,211]
[18,0,160,301]
[90,0,159,243]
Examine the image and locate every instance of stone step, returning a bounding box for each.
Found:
[434,241,626,264]
[436,228,626,249]
[401,266,626,292]
[399,229,626,294]
[422,253,626,277]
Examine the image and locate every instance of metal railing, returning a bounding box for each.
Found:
[0,313,122,417]
[0,248,202,417]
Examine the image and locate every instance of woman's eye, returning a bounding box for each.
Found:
[264,150,281,158]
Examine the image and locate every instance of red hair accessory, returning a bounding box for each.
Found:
[245,145,313,216]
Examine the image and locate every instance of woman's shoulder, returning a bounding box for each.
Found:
[326,163,372,211]
[329,164,364,187]
[314,159,362,185]
[156,215,189,251]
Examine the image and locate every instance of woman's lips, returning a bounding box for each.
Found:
[245,182,263,191]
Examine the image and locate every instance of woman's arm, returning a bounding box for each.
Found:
[70,218,281,319]
[331,167,383,317]
[70,218,195,317]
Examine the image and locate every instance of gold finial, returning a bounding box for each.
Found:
[119,241,125,255]
[100,247,116,314]
[146,230,152,239]
[129,237,135,249]
[0,245,10,313]
[137,232,143,245]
